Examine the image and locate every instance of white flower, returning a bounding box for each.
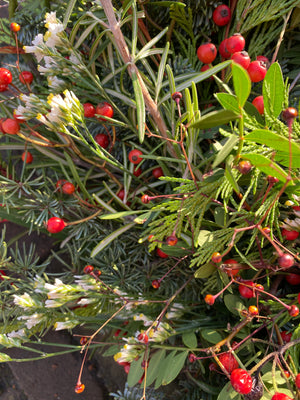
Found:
[18,313,45,329]
[74,275,102,291]
[113,343,141,364]
[148,322,174,343]
[45,11,58,25]
[77,298,95,306]
[165,303,185,319]
[54,319,78,331]
[7,329,27,340]
[23,34,45,62]
[44,12,64,47]
[133,313,152,326]
[13,293,41,309]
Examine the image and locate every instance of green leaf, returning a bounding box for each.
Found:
[224,294,245,316]
[194,262,216,279]
[261,370,286,385]
[215,93,240,114]
[245,129,300,157]
[99,210,146,220]
[263,62,284,119]
[217,382,241,400]
[131,70,145,143]
[102,345,120,357]
[232,63,251,108]
[135,27,168,62]
[0,353,12,362]
[197,230,214,247]
[91,222,135,257]
[241,153,288,182]
[201,329,223,344]
[63,0,77,28]
[155,42,170,102]
[145,349,166,387]
[225,158,240,194]
[212,134,239,168]
[127,356,145,387]
[189,110,239,130]
[182,332,198,348]
[161,351,188,386]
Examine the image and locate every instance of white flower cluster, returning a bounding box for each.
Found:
[15,93,49,121]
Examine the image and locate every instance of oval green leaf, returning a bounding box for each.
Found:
[241,153,288,182]
[232,62,251,108]
[189,110,240,130]
[263,62,284,119]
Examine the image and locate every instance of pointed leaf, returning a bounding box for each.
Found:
[241,154,288,182]
[201,329,223,344]
[161,351,188,386]
[145,349,166,387]
[263,62,284,118]
[91,222,135,257]
[127,356,145,387]
[189,110,239,130]
[155,42,170,102]
[131,70,145,143]
[212,134,239,168]
[194,262,216,279]
[232,63,251,108]
[224,294,245,316]
[225,162,240,193]
[215,93,240,113]
[182,332,198,349]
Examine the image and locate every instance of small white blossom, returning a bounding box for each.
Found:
[165,303,185,319]
[18,313,45,329]
[133,313,152,326]
[23,34,45,62]
[54,319,78,331]
[113,343,141,364]
[7,329,27,340]
[13,293,41,309]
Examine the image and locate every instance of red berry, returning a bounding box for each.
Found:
[156,248,168,258]
[133,166,142,177]
[46,217,66,234]
[56,179,67,190]
[166,235,178,246]
[271,393,293,400]
[295,373,300,389]
[62,181,75,195]
[248,305,259,315]
[280,331,292,343]
[123,363,131,374]
[83,265,94,274]
[95,102,114,121]
[282,370,290,378]
[223,259,240,277]
[212,4,231,26]
[231,51,251,69]
[141,194,150,204]
[152,279,160,289]
[116,189,125,200]
[282,228,299,241]
[188,353,197,363]
[0,84,8,92]
[21,151,33,164]
[0,68,12,85]
[298,293,300,304]
[262,227,271,234]
[80,336,88,345]
[172,91,183,103]
[19,71,33,84]
[285,273,300,285]
[289,305,299,317]
[267,175,279,184]
[137,333,148,343]
[219,353,239,374]
[278,254,294,269]
[252,96,264,115]
[230,369,252,394]
[10,22,20,32]
[2,118,19,134]
[74,383,85,394]
[219,39,231,59]
[247,61,267,83]
[238,160,252,174]
[227,34,245,54]
[95,133,109,149]
[205,294,215,305]
[238,281,255,299]
[197,43,217,64]
[128,149,143,164]
[256,55,269,66]
[282,107,298,121]
[212,252,222,263]
[152,167,164,179]
[83,103,95,118]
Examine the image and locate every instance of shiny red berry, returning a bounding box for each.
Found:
[282,228,299,241]
[262,227,271,234]
[74,383,85,394]
[156,248,168,259]
[19,71,33,84]
[230,369,253,394]
[197,43,217,64]
[226,34,245,54]
[223,259,240,276]
[212,4,231,26]
[95,133,109,149]
[247,61,267,83]
[278,254,294,269]
[219,39,231,59]
[248,305,259,315]
[133,166,142,177]
[152,279,160,289]
[83,103,95,118]
[46,217,66,234]
[166,235,178,246]
[238,160,252,174]
[80,336,88,345]
[219,353,239,374]
[2,118,19,134]
[171,91,183,103]
[83,265,94,274]
[252,96,264,115]
[280,330,292,343]
[271,393,293,400]
[295,373,300,389]
[285,273,300,285]
[56,179,67,190]
[231,51,251,69]
[128,149,143,164]
[0,68,12,85]
[212,252,222,263]
[152,167,164,179]
[21,151,33,164]
[95,102,114,121]
[62,181,75,195]
[205,294,215,305]
[282,107,298,121]
[256,55,269,67]
[10,22,20,32]
[289,304,299,317]
[0,84,8,92]
[238,281,255,299]
[141,194,150,204]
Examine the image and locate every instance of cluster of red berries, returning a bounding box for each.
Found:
[83,102,114,149]
[56,179,76,195]
[0,66,34,93]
